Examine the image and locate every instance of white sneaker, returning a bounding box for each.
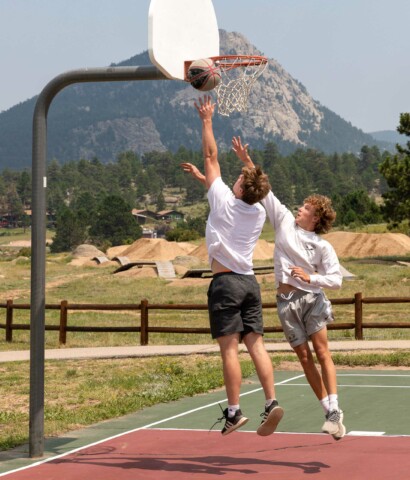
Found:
[322,409,342,435]
[331,410,346,441]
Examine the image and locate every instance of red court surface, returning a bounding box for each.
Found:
[5,429,410,480]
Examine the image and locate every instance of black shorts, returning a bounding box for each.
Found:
[207,272,264,339]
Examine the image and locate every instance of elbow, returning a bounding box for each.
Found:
[332,276,343,290]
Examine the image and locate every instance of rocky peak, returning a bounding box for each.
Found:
[218,29,323,145]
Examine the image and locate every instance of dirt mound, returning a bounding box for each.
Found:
[323,232,410,258]
[189,242,209,261]
[177,242,199,255]
[173,255,203,267]
[253,239,275,260]
[106,245,128,258]
[72,244,105,258]
[120,238,197,261]
[189,239,275,262]
[115,266,158,278]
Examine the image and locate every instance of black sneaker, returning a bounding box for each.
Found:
[212,407,249,436]
[257,400,284,436]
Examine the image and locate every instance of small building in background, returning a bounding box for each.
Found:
[156,210,184,222]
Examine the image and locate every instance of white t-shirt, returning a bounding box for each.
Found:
[206,177,266,275]
[262,191,342,293]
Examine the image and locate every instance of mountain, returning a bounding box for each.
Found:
[369,130,406,146]
[0,30,392,170]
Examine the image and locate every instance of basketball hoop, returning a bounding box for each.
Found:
[185,55,268,116]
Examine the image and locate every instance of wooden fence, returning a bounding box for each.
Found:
[0,294,409,345]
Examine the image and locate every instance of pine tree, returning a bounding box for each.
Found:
[379,113,410,229]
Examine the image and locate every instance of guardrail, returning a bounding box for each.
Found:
[0,294,409,345]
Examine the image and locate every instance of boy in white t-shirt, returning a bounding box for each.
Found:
[232,136,346,440]
[181,95,284,437]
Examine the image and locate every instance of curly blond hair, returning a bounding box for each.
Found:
[241,166,271,205]
[304,194,336,234]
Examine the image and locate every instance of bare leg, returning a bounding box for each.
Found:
[293,340,328,400]
[244,332,284,436]
[310,327,337,395]
[243,332,275,400]
[217,333,242,405]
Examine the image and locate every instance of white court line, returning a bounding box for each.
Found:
[151,427,410,438]
[348,431,385,436]
[337,374,410,377]
[279,384,410,388]
[0,374,304,477]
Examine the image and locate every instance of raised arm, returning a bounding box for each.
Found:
[194,95,220,189]
[232,136,255,169]
[180,162,206,186]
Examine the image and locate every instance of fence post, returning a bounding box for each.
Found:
[59,300,68,345]
[140,299,149,346]
[354,292,363,340]
[6,299,13,342]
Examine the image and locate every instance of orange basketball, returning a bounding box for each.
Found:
[187,58,222,91]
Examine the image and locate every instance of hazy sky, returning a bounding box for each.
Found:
[0,0,408,132]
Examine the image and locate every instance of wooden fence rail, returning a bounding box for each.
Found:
[0,294,409,345]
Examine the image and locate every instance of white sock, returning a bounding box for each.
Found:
[265,398,276,408]
[228,405,240,417]
[328,394,339,411]
[320,396,330,413]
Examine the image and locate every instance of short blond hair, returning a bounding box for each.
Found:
[304,194,336,234]
[241,166,271,205]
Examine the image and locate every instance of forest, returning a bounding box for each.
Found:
[1,132,409,252]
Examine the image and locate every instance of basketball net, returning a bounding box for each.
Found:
[213,55,268,116]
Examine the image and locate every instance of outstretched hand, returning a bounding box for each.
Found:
[180,162,206,185]
[232,136,255,168]
[194,95,215,120]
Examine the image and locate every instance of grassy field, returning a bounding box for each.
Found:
[0,239,409,349]
[1,351,409,451]
[0,228,409,451]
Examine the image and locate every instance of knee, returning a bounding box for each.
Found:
[297,349,314,368]
[315,347,332,365]
[243,332,263,353]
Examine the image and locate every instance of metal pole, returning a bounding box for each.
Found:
[29,65,168,458]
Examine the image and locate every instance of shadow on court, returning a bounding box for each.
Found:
[5,429,410,480]
[2,369,410,479]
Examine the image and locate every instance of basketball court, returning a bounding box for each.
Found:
[21,1,410,479]
[2,369,409,479]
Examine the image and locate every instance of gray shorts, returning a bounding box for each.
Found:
[207,272,263,339]
[276,290,334,348]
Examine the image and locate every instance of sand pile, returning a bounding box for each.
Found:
[189,242,208,262]
[72,244,105,258]
[70,232,410,272]
[115,266,158,278]
[253,240,275,260]
[323,232,410,258]
[70,244,106,266]
[106,245,128,258]
[120,238,197,261]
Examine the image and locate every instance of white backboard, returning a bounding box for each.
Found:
[148,0,219,80]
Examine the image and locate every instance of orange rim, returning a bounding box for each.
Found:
[184,55,267,80]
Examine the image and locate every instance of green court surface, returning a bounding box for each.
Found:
[156,370,410,436]
[1,369,409,476]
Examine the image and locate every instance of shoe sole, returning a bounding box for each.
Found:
[221,416,249,436]
[322,419,340,435]
[322,424,339,435]
[332,423,346,441]
[257,406,284,436]
[323,410,344,436]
